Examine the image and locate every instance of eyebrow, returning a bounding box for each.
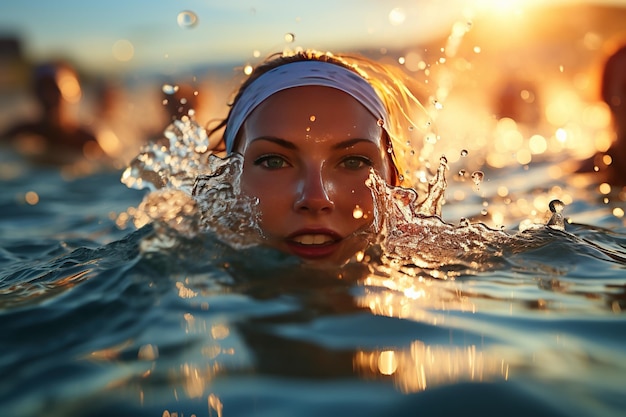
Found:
[331,138,378,150]
[249,136,298,150]
[248,136,377,151]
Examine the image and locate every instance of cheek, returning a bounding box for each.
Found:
[240,168,292,222]
[335,181,376,222]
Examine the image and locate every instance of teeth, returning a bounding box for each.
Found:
[292,234,334,245]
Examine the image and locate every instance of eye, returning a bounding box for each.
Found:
[340,156,372,170]
[254,154,290,169]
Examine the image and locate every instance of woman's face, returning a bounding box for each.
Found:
[235,85,393,265]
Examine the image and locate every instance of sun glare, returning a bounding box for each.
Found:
[470,0,527,15]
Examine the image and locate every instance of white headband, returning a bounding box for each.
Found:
[224,60,388,152]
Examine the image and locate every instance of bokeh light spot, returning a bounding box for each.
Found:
[388,8,406,26]
[25,191,39,205]
[112,39,134,62]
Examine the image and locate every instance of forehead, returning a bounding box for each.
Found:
[240,86,380,140]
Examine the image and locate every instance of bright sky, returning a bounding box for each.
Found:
[0,0,623,75]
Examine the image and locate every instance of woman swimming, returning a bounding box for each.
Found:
[194,50,429,265]
[122,50,572,274]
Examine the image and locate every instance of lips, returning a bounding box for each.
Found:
[286,230,342,259]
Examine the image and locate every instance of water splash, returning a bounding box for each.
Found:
[120,117,568,272]
[192,154,262,249]
[121,115,210,193]
[366,159,514,276]
[119,116,261,250]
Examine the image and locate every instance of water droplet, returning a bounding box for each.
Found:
[177,11,198,28]
[548,199,564,214]
[309,115,316,122]
[481,209,488,216]
[377,119,385,127]
[460,149,468,157]
[547,199,566,230]
[425,133,438,144]
[458,169,466,177]
[284,32,295,42]
[471,171,484,186]
[459,217,470,227]
[353,205,364,219]
[162,84,179,95]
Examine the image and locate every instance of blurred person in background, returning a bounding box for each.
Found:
[0,59,106,167]
[91,78,147,167]
[579,44,626,185]
[600,44,626,184]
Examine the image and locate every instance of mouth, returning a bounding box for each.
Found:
[286,231,342,259]
[291,234,336,245]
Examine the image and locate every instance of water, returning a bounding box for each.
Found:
[1,107,625,417]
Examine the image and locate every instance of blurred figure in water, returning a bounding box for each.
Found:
[91,79,148,167]
[579,44,626,185]
[0,60,105,166]
[600,44,626,184]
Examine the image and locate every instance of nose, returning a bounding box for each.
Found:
[293,167,335,214]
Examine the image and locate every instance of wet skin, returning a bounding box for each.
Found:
[234,86,393,265]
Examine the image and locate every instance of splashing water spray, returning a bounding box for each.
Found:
[116,21,571,271]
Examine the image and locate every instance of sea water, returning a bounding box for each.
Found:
[1,109,625,417]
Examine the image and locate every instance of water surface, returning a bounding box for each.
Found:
[1,136,625,416]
